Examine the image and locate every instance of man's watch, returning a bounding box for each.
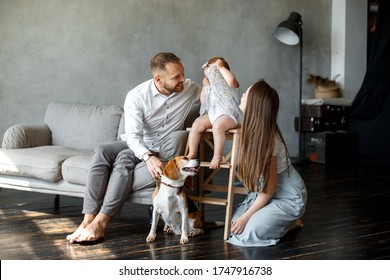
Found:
[142,153,153,162]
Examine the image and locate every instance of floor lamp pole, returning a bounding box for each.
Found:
[273,12,305,164]
[298,27,303,160]
[291,26,304,164]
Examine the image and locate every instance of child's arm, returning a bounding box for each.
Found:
[230,156,278,235]
[215,59,239,88]
[200,77,209,104]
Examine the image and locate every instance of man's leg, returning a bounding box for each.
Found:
[159,130,189,160]
[99,148,141,217]
[67,141,129,243]
[83,141,129,214]
[74,148,141,242]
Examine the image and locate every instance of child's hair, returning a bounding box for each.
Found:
[206,57,230,70]
[238,79,289,193]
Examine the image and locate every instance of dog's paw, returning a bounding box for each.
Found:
[163,224,173,233]
[146,234,156,243]
[179,237,189,245]
[188,228,204,237]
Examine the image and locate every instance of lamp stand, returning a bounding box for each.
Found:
[290,26,307,164]
[274,11,307,164]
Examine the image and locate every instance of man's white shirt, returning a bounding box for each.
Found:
[121,78,200,159]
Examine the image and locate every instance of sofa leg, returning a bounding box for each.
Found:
[54,195,60,209]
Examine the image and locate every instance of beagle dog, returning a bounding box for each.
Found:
[146,156,204,244]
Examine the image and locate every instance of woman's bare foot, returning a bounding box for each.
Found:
[75,213,110,242]
[288,219,304,231]
[209,154,223,169]
[66,214,96,243]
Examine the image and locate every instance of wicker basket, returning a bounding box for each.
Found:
[314,85,340,99]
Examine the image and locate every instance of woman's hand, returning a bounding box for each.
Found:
[146,156,164,180]
[230,215,249,235]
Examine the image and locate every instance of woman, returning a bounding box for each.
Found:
[227,80,307,247]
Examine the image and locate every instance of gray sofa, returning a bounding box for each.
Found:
[0,102,198,207]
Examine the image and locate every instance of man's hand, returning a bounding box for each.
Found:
[146,156,164,180]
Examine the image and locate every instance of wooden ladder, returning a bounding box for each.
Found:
[186,128,246,240]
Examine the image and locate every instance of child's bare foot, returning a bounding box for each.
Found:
[187,153,197,159]
[288,219,304,231]
[66,214,96,243]
[209,155,223,169]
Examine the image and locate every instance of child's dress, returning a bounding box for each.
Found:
[200,64,241,125]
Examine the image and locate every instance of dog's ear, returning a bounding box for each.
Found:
[163,158,180,180]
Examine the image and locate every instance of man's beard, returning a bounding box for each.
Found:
[164,82,184,93]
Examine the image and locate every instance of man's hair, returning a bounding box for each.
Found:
[150,52,181,73]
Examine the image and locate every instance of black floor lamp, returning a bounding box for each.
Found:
[274,12,305,163]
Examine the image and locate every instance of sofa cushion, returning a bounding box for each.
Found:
[62,154,156,191]
[44,102,123,151]
[0,146,90,182]
[62,155,91,185]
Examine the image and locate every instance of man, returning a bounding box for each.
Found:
[66,52,201,242]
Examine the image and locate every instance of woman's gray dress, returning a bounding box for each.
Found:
[227,139,307,247]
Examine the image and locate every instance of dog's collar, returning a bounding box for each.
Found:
[160,181,183,188]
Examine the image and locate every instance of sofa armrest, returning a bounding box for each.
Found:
[2,124,52,149]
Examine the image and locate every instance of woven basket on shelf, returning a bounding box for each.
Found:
[314,85,340,99]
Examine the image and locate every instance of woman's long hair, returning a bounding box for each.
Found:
[238,80,289,192]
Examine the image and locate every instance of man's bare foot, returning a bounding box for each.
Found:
[75,213,110,242]
[209,155,223,169]
[75,223,105,242]
[288,219,304,231]
[66,214,96,243]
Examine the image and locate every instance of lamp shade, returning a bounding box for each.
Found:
[274,12,302,45]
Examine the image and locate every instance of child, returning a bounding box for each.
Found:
[187,57,241,169]
[227,80,307,247]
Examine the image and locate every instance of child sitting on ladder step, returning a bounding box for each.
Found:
[187,57,241,169]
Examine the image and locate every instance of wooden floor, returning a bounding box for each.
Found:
[1,161,390,260]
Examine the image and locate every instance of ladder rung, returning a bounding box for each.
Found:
[201,184,229,192]
[189,196,228,206]
[200,162,231,169]
[186,127,241,134]
[200,184,248,195]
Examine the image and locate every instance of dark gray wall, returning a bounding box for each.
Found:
[0,0,333,156]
